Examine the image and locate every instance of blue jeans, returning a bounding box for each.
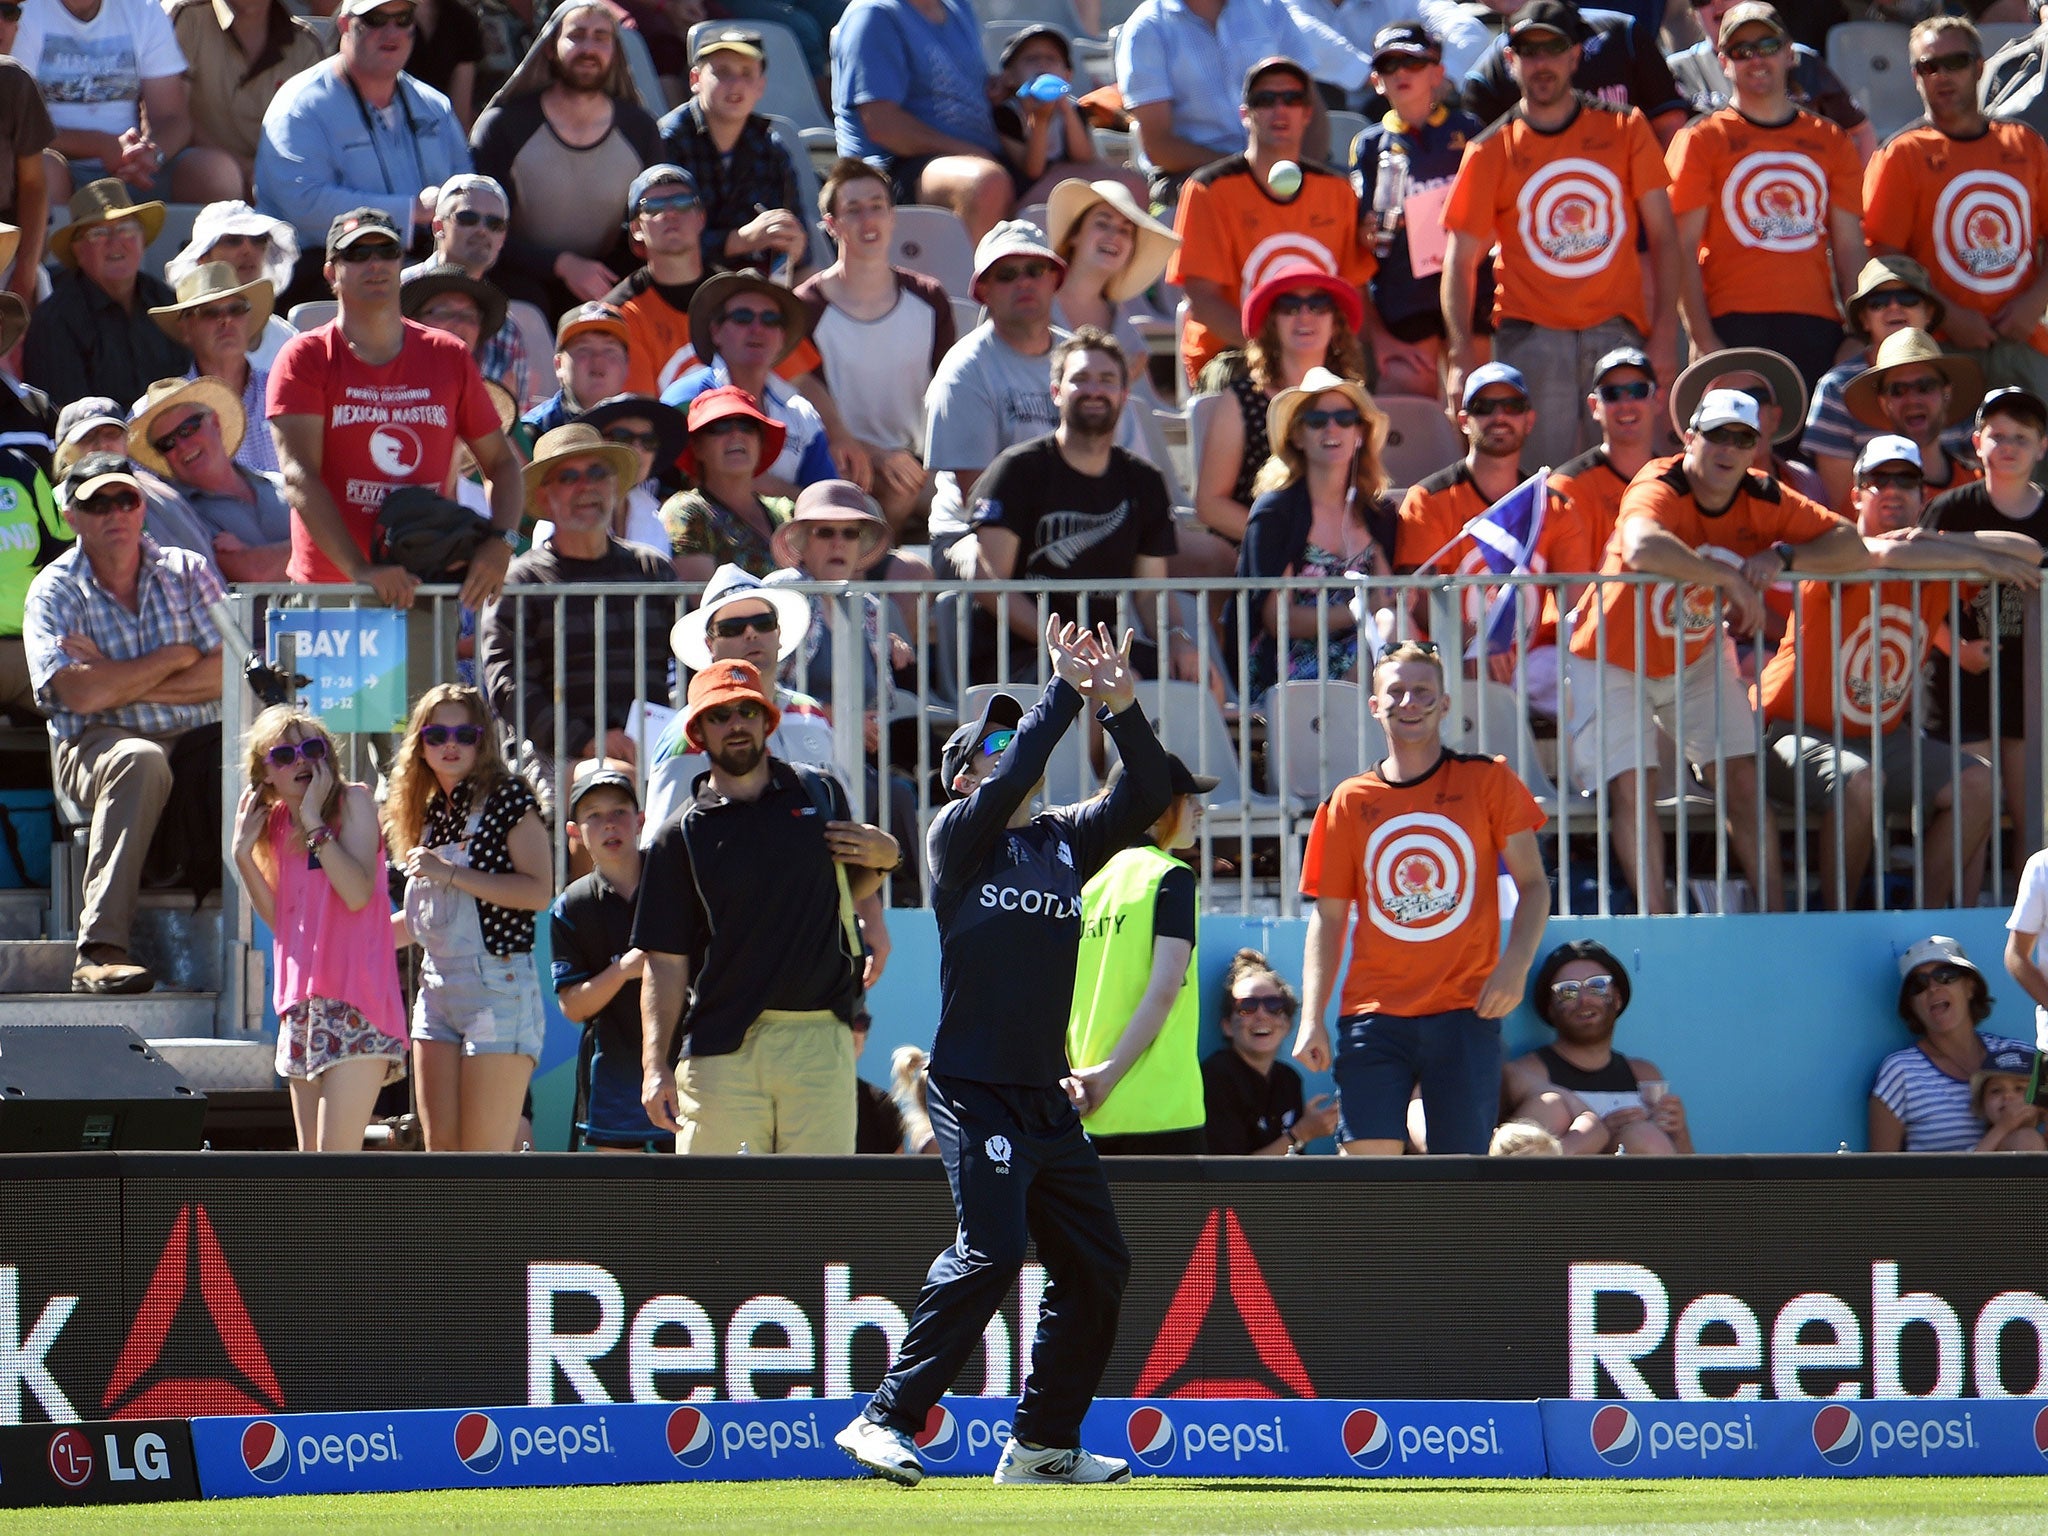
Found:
[1330,1009,1502,1155]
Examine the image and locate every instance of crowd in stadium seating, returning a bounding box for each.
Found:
[9,0,2048,1151]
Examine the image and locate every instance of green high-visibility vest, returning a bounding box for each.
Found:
[1066,843,1203,1137]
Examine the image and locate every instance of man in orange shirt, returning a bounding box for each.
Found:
[1294,641,1549,1156]
[1550,345,1659,562]
[1665,3,1865,396]
[1564,389,1868,912]
[1758,433,2039,909]
[1168,56,1373,388]
[1864,17,2048,398]
[1442,0,1680,473]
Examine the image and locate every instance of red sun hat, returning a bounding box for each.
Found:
[679,385,788,479]
[1240,262,1364,342]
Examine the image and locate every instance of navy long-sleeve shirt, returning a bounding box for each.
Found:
[925,676,1173,1088]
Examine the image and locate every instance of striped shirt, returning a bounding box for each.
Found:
[24,537,225,741]
[1869,1034,2030,1152]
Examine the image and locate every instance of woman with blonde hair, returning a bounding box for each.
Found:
[1237,367,1395,698]
[387,684,553,1151]
[231,706,406,1151]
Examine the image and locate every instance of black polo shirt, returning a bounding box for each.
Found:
[550,867,668,1147]
[1201,1048,1306,1155]
[631,758,860,1058]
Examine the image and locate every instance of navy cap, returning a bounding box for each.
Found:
[1593,345,1653,382]
[941,693,1026,797]
[627,164,698,216]
[1507,0,1584,40]
[1461,360,1529,407]
[1371,21,1441,65]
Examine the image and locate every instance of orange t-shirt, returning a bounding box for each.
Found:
[1666,106,1862,322]
[1394,462,1591,644]
[1549,446,1634,562]
[1300,752,1545,1018]
[1863,120,2048,357]
[1757,576,1951,733]
[1443,98,1670,335]
[1565,455,1847,676]
[1167,155,1374,384]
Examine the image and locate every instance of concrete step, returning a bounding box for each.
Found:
[0,992,219,1034]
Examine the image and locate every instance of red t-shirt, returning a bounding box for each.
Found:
[268,320,504,584]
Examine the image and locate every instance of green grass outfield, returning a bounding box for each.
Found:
[1,1478,2045,1534]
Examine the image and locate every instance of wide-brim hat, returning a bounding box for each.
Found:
[401,263,510,344]
[770,478,891,570]
[0,294,23,357]
[126,376,247,479]
[1844,329,1983,432]
[1847,254,1945,337]
[1265,365,1389,460]
[577,393,688,477]
[146,260,274,345]
[52,179,166,267]
[1240,261,1365,342]
[672,562,812,672]
[1669,347,1808,446]
[1044,178,1179,304]
[0,221,18,276]
[678,385,788,478]
[686,273,809,372]
[522,422,641,500]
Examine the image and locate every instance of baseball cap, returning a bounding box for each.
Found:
[1690,388,1761,434]
[1717,0,1789,46]
[1592,345,1653,382]
[1507,0,1583,40]
[567,762,639,815]
[971,220,1065,291]
[338,0,410,15]
[1976,384,2048,432]
[1000,23,1073,70]
[326,206,401,258]
[1371,21,1440,66]
[54,396,127,449]
[1854,434,1923,477]
[1898,934,1981,980]
[1969,1044,2039,1116]
[627,164,698,217]
[556,301,630,350]
[940,693,1027,797]
[1460,360,1528,407]
[692,25,764,62]
[1242,55,1312,100]
[59,452,144,508]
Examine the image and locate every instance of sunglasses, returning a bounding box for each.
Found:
[149,412,210,456]
[265,738,331,768]
[1548,975,1616,1004]
[1373,55,1435,74]
[420,723,482,747]
[1702,425,1760,447]
[192,299,252,325]
[1247,87,1309,108]
[208,231,270,250]
[418,301,481,326]
[335,241,404,264]
[1913,49,1977,76]
[360,7,416,28]
[637,192,701,217]
[699,416,761,438]
[979,729,1016,758]
[604,427,661,450]
[1860,469,1924,490]
[1271,291,1337,317]
[710,612,779,638]
[1598,380,1654,402]
[0,4,21,20]
[1722,35,1783,60]
[1904,961,1972,993]
[75,488,143,516]
[545,462,616,486]
[1232,995,1291,1016]
[1862,287,1926,310]
[1882,376,1947,398]
[450,208,508,231]
[1467,394,1530,417]
[806,524,866,541]
[1510,34,1572,57]
[988,260,1054,284]
[718,306,786,328]
[700,701,767,726]
[1299,407,1363,429]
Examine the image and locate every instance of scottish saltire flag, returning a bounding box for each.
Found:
[1462,470,1549,656]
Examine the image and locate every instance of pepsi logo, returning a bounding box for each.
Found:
[666,1406,715,1469]
[914,1405,959,1464]
[1126,1406,1175,1468]
[1812,1403,1862,1467]
[1341,1408,1392,1470]
[453,1412,503,1475]
[46,1428,94,1488]
[1589,1405,1640,1467]
[241,1420,291,1484]
[2034,1404,2048,1460]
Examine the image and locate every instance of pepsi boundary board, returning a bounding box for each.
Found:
[0,1418,198,1508]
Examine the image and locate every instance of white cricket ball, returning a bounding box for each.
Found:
[1267,159,1302,197]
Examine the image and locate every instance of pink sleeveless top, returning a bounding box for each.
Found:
[268,800,406,1039]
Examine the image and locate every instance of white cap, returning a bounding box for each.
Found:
[1690,388,1761,434]
[1898,935,1980,980]
[1854,434,1924,477]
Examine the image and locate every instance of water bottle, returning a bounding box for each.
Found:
[1020,73,1069,102]
[1372,143,1408,258]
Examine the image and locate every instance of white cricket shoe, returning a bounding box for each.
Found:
[836,1415,925,1486]
[992,1437,1133,1485]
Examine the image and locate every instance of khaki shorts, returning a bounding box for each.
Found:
[674,1010,856,1155]
[1567,639,1757,791]
[1765,723,1974,814]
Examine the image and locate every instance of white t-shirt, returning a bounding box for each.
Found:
[14,0,186,139]
[2007,847,2048,1049]
[813,292,937,457]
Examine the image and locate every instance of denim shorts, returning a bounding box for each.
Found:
[1330,1009,1502,1155]
[412,951,545,1058]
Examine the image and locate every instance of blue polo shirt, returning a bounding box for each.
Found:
[832,0,1001,164]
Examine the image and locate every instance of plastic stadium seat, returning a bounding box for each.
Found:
[950,294,982,339]
[618,24,670,113]
[1378,395,1465,495]
[505,301,554,406]
[891,205,976,297]
[1184,389,1222,500]
[287,300,337,331]
[764,114,832,269]
[1324,111,1369,173]
[1017,202,1049,235]
[1826,21,1922,144]
[959,683,1094,804]
[1449,680,1560,820]
[689,19,828,133]
[1264,680,1379,804]
[142,202,202,281]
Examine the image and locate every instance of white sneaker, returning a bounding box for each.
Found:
[992,1437,1132,1485]
[836,1415,925,1487]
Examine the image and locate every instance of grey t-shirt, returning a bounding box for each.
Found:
[181,468,291,549]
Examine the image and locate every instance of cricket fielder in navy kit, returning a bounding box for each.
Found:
[836,617,1172,1487]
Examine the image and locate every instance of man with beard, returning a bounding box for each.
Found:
[1840,330,1985,508]
[964,328,1183,684]
[635,657,900,1154]
[470,0,663,317]
[1500,939,1692,1154]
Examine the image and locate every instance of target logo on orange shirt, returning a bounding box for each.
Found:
[1649,545,1740,647]
[1516,158,1626,278]
[1933,170,2035,295]
[1364,812,1475,941]
[1239,234,1342,297]
[1721,151,1827,252]
[1838,604,1926,728]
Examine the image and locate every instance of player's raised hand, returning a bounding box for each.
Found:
[1046,613,1102,691]
[1086,626,1138,713]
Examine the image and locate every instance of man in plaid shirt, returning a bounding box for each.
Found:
[658,28,811,278]
[25,454,224,994]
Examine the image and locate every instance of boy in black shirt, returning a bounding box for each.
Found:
[837,617,1170,1488]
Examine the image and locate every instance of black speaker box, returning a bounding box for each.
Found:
[0,1024,207,1151]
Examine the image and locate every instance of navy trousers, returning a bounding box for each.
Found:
[866,1073,1131,1448]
